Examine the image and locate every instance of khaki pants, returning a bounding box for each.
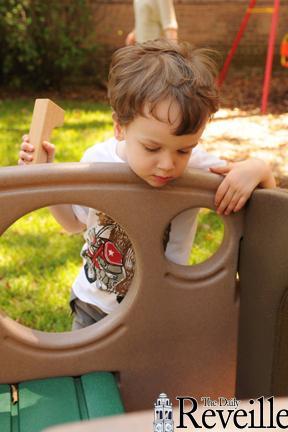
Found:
[70,294,107,330]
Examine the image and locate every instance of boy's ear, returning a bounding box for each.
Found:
[112,112,125,141]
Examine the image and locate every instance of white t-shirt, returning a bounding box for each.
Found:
[134,0,178,43]
[72,137,224,313]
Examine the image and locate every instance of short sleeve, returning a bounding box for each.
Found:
[70,149,93,225]
[72,205,89,225]
[156,0,178,30]
[70,138,122,226]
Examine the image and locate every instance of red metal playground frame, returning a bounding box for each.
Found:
[218,0,280,114]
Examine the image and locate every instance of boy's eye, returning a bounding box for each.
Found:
[178,149,192,155]
[143,146,160,152]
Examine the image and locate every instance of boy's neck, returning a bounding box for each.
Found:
[116,139,127,162]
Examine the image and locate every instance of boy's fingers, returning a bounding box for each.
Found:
[223,193,241,215]
[216,188,236,215]
[209,164,231,174]
[21,142,34,152]
[19,141,54,164]
[214,180,229,206]
[233,196,247,212]
[42,141,55,151]
[19,150,33,162]
[22,134,29,141]
[42,141,55,163]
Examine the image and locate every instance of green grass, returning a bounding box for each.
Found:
[0,99,224,332]
[0,208,83,332]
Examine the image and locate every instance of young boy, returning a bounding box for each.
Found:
[19,40,276,329]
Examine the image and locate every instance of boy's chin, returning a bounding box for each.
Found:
[147,181,165,188]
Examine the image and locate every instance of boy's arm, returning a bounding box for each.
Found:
[210,158,276,216]
[49,205,86,234]
[18,135,86,233]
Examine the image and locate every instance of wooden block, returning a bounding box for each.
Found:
[29,99,65,164]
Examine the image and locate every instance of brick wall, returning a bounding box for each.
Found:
[90,0,288,69]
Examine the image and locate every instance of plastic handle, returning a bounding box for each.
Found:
[29,99,65,164]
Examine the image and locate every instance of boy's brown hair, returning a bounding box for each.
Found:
[108,39,219,135]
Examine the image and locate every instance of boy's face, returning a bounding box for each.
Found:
[115,100,206,188]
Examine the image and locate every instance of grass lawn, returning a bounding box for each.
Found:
[0,99,224,332]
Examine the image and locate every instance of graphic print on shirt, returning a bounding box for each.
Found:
[81,212,135,302]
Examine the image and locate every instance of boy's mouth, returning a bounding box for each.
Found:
[152,175,174,184]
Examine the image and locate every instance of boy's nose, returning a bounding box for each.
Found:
[157,153,175,171]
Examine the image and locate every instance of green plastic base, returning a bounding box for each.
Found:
[0,372,124,432]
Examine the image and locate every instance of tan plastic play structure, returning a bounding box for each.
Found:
[0,100,288,426]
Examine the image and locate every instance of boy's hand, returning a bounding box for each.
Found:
[125,30,136,46]
[210,159,276,215]
[18,134,55,165]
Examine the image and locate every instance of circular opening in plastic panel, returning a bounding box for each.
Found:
[0,205,135,332]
